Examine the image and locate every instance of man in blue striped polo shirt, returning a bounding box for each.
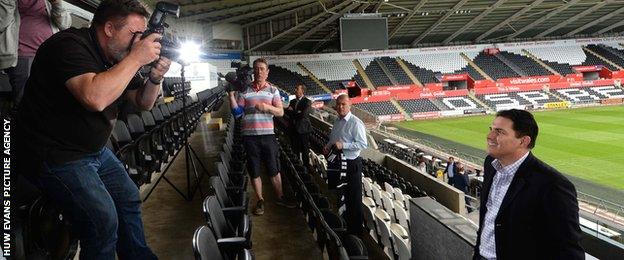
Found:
[228,58,296,215]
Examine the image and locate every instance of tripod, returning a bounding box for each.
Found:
[143,64,210,202]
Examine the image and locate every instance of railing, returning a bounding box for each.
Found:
[377,126,484,167]
[578,191,624,225]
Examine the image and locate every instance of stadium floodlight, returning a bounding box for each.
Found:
[178,40,202,64]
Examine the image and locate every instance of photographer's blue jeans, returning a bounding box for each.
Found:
[30,148,156,260]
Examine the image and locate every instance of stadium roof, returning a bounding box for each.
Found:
[69,0,624,53]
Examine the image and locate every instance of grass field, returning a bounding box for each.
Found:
[394,106,624,191]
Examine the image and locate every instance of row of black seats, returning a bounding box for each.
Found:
[194,115,254,260]
[108,87,223,187]
[279,137,369,260]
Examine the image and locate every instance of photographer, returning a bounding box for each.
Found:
[229,58,295,216]
[15,0,169,258]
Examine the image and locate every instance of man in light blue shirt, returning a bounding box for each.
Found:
[324,94,367,234]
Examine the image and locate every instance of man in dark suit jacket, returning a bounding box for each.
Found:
[286,84,312,167]
[474,109,584,260]
[444,156,459,186]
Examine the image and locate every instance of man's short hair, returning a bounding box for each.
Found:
[253,58,269,68]
[336,93,349,102]
[496,109,539,149]
[92,0,149,28]
[296,84,306,92]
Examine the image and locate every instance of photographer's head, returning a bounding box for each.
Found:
[487,109,538,165]
[253,58,269,84]
[92,0,149,63]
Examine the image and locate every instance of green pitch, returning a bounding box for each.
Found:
[394,106,624,191]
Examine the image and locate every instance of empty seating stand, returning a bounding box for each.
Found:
[378,57,413,85]
[585,45,624,68]
[268,65,327,95]
[472,52,519,80]
[476,90,561,108]
[402,61,438,84]
[453,65,485,80]
[363,59,393,87]
[582,49,618,71]
[498,51,552,76]
[552,85,624,104]
[353,101,400,116]
[398,99,440,113]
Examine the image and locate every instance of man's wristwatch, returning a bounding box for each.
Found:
[148,76,162,85]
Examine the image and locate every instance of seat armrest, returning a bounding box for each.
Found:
[216,236,250,250]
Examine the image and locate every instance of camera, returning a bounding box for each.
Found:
[140,1,182,63]
[223,61,253,92]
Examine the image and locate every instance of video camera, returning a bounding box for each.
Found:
[222,61,253,92]
[138,1,182,63]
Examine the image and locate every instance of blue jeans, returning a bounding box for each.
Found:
[29,148,157,260]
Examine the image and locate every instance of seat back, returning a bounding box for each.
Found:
[342,234,368,259]
[371,184,383,207]
[141,111,157,128]
[216,162,233,187]
[126,114,146,135]
[374,208,392,258]
[393,200,409,231]
[151,107,165,123]
[381,191,394,213]
[112,120,132,144]
[210,176,233,208]
[202,196,234,239]
[192,225,223,260]
[390,224,411,260]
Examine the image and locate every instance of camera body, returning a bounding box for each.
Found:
[224,61,254,92]
[142,1,181,62]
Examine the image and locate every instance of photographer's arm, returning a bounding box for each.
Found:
[126,57,171,110]
[66,34,161,112]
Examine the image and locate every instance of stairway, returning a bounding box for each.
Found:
[521,49,561,76]
[376,59,399,86]
[390,98,410,119]
[353,59,376,90]
[545,86,567,102]
[468,91,492,111]
[460,53,493,81]
[582,46,624,70]
[494,53,527,77]
[395,58,423,87]
[297,62,333,93]
[430,98,448,111]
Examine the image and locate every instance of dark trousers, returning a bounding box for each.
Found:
[25,148,157,260]
[291,132,310,166]
[6,56,33,106]
[344,157,363,235]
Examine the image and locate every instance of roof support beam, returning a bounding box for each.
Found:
[535,1,607,38]
[474,0,544,42]
[388,0,427,39]
[566,6,624,36]
[206,0,317,26]
[311,29,338,52]
[180,0,292,22]
[373,0,384,13]
[442,0,508,44]
[594,19,624,35]
[247,1,350,52]
[410,0,469,46]
[242,1,319,28]
[505,0,580,39]
[279,2,360,52]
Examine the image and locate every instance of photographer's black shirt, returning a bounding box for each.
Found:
[16,27,142,167]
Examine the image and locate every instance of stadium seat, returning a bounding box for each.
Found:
[192,225,253,260]
[374,208,394,259]
[202,196,252,248]
[390,224,411,260]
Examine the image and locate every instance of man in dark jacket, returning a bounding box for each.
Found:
[474,109,584,260]
[286,84,312,167]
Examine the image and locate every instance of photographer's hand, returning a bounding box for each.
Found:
[128,33,162,66]
[148,57,171,84]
